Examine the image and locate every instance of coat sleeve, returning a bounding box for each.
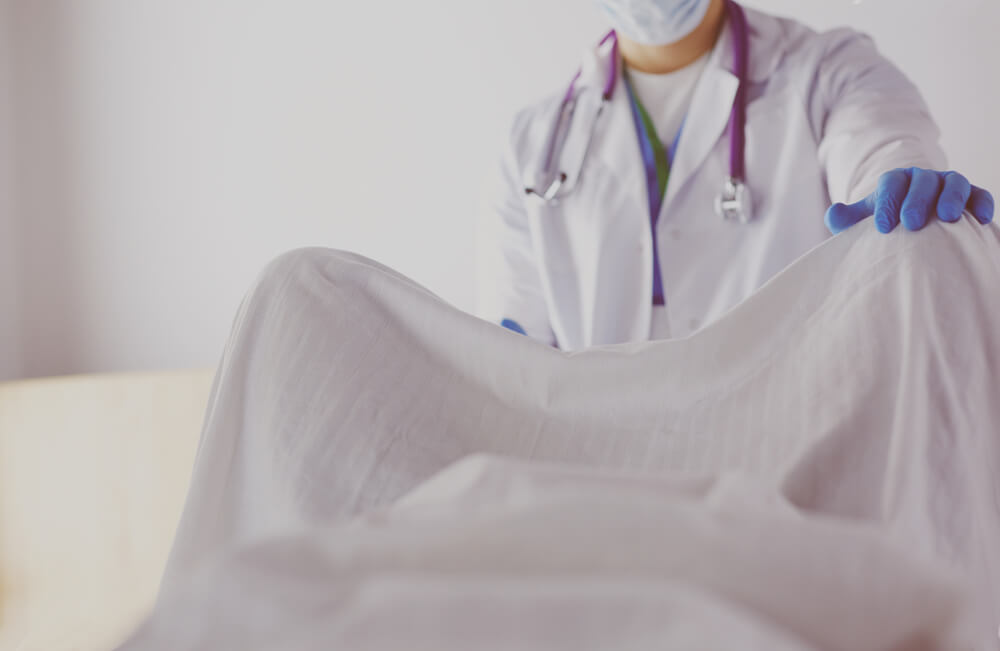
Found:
[476,110,556,347]
[811,29,947,204]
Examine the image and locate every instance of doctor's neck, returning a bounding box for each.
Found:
[618,0,727,74]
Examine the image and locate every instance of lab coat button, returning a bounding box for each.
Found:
[670,229,682,240]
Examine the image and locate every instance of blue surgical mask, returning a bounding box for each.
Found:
[596,0,713,46]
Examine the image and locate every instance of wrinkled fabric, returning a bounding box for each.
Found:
[123,457,975,650]
[126,216,1000,650]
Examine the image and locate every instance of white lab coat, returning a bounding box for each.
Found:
[477,5,945,350]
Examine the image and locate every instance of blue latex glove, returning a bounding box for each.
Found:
[825,168,995,235]
[501,319,527,336]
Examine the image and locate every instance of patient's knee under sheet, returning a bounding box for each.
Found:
[146,216,1000,649]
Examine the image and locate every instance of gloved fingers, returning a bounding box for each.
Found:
[900,167,941,231]
[968,185,996,225]
[824,168,992,235]
[825,195,874,235]
[500,319,527,336]
[936,172,971,223]
[873,168,911,233]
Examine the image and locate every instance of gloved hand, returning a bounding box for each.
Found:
[824,168,995,235]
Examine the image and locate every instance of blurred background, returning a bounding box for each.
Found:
[0,0,997,381]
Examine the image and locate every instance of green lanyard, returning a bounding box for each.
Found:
[624,74,673,205]
[624,72,682,306]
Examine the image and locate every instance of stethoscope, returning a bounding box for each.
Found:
[525,0,752,225]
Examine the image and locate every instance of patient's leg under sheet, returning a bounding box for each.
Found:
[159,217,1000,644]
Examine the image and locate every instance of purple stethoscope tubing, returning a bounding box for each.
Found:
[727,0,749,185]
[531,0,750,204]
[540,32,619,176]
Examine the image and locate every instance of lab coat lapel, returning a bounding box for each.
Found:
[663,6,785,210]
[578,40,652,343]
[662,30,739,210]
[589,48,647,212]
[600,51,655,342]
[559,41,645,206]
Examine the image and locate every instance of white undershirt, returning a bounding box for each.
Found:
[625,53,710,341]
[625,53,709,154]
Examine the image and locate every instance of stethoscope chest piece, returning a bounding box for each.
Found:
[715,176,752,224]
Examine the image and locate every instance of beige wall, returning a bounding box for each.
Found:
[0,369,213,650]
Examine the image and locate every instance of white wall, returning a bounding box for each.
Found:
[7,0,605,379]
[743,0,999,198]
[6,0,999,379]
[0,0,22,381]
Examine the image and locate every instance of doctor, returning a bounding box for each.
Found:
[477,0,994,350]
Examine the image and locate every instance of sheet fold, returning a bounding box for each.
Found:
[125,216,1000,650]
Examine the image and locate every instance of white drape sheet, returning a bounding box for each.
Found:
[120,216,1000,650]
